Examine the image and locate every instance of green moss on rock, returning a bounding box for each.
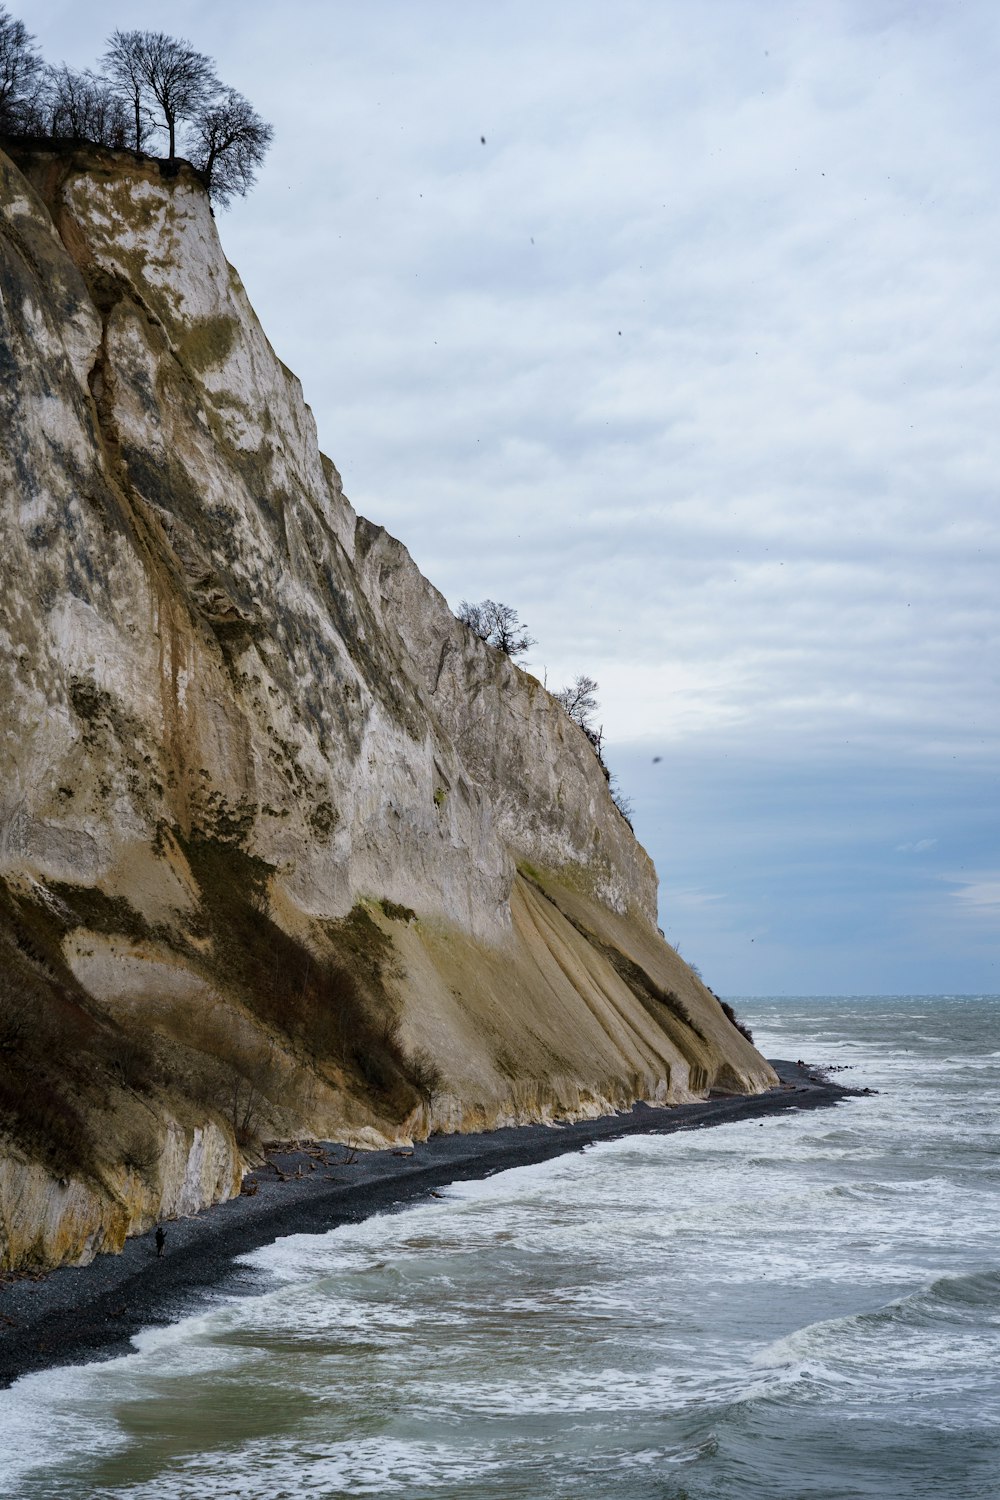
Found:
[177,315,238,375]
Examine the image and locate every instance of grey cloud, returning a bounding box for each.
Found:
[16,0,1000,989]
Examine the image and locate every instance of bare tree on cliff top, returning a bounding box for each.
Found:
[0,7,42,132]
[188,88,273,207]
[41,66,129,148]
[457,599,536,660]
[104,29,218,160]
[102,29,155,152]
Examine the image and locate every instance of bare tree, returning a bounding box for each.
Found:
[41,66,129,147]
[3,19,273,205]
[102,29,155,152]
[555,672,607,760]
[188,88,273,207]
[407,1046,443,1105]
[456,599,489,640]
[0,6,42,133]
[556,674,599,729]
[457,599,536,659]
[103,30,218,160]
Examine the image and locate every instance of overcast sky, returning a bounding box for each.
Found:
[16,0,1000,995]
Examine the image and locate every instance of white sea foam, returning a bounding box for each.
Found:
[92,1437,504,1498]
[2,996,999,1500]
[0,1360,132,1489]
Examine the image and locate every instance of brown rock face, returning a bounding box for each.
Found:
[0,142,775,1270]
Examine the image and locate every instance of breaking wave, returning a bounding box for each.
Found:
[2,995,999,1500]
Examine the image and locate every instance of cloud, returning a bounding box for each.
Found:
[22,0,999,763]
[664,885,727,911]
[945,875,1000,915]
[16,0,1000,991]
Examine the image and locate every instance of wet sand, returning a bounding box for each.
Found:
[0,1060,863,1388]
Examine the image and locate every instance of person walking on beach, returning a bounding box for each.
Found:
[155,1227,166,1258]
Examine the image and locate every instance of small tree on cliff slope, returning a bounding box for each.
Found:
[0,7,42,132]
[555,672,599,728]
[103,29,218,160]
[457,599,536,660]
[187,88,273,207]
[553,670,636,821]
[554,672,605,760]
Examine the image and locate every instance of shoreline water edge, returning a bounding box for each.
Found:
[0,1060,864,1389]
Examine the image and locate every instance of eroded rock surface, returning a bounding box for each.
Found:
[0,143,775,1270]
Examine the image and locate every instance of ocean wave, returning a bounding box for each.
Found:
[753,1268,1000,1421]
[87,1436,506,1498]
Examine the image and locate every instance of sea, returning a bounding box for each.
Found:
[1,994,998,1500]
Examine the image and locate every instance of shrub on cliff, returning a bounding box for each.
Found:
[556,677,633,823]
[457,599,536,660]
[719,998,754,1045]
[555,673,605,757]
[456,606,640,826]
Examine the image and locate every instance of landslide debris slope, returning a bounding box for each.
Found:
[0,142,776,1270]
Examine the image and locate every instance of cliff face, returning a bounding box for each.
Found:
[0,143,776,1270]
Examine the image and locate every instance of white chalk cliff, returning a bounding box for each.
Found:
[0,142,776,1270]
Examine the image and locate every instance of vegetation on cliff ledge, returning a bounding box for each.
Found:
[455,597,635,824]
[0,8,271,205]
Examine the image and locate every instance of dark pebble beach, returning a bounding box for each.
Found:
[0,1059,863,1389]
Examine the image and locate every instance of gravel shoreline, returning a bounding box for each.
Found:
[0,1059,863,1388]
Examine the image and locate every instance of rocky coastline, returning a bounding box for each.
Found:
[0,1060,864,1389]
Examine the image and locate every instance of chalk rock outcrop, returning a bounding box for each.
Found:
[0,142,776,1270]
